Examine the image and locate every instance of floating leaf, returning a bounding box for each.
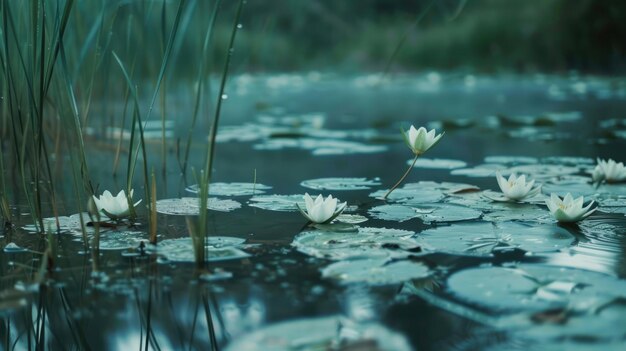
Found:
[22,213,98,234]
[410,158,467,169]
[335,214,368,224]
[369,186,445,203]
[255,138,387,155]
[418,222,576,256]
[186,182,272,196]
[293,227,417,260]
[300,177,381,191]
[413,204,482,223]
[3,243,27,253]
[156,197,241,215]
[151,237,249,262]
[91,230,145,251]
[368,204,419,222]
[224,316,412,351]
[485,156,538,165]
[446,263,626,342]
[322,258,430,285]
[248,194,305,212]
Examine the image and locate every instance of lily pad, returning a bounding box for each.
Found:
[185,182,272,196]
[292,226,418,260]
[368,204,419,222]
[22,213,100,234]
[417,222,576,256]
[369,185,445,203]
[254,138,387,155]
[542,156,595,166]
[156,197,241,215]
[3,243,27,253]
[92,230,146,250]
[453,164,580,180]
[248,194,306,212]
[335,214,368,224]
[300,177,381,191]
[322,258,430,285]
[484,156,538,165]
[446,264,626,333]
[413,204,482,223]
[151,236,249,262]
[223,315,412,351]
[411,158,467,169]
[451,164,507,178]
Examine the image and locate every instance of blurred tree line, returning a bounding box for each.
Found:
[224,0,626,73]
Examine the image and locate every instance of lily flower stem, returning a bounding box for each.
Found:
[383,154,419,200]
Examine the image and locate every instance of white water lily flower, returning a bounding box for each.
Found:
[297,193,347,224]
[402,125,444,156]
[496,172,542,201]
[92,189,142,220]
[545,193,596,223]
[592,158,626,183]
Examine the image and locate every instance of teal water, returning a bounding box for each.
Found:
[2,73,626,350]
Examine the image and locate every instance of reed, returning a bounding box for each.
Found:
[190,0,245,267]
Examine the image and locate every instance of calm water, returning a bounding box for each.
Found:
[2,73,626,350]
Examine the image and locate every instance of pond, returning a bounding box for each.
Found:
[2,73,626,350]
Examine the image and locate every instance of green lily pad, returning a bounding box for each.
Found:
[417,222,576,256]
[300,177,381,191]
[322,258,430,285]
[186,182,272,196]
[224,315,412,351]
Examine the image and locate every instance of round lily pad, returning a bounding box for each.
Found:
[417,222,576,256]
[292,226,418,260]
[156,197,241,215]
[3,243,27,253]
[447,265,626,328]
[186,182,272,196]
[411,158,467,169]
[369,185,445,203]
[322,258,430,285]
[22,213,94,234]
[254,138,387,155]
[368,204,418,222]
[412,204,482,223]
[248,194,305,212]
[92,230,146,250]
[484,156,538,165]
[300,177,381,191]
[335,214,368,224]
[151,236,249,262]
[224,315,412,351]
